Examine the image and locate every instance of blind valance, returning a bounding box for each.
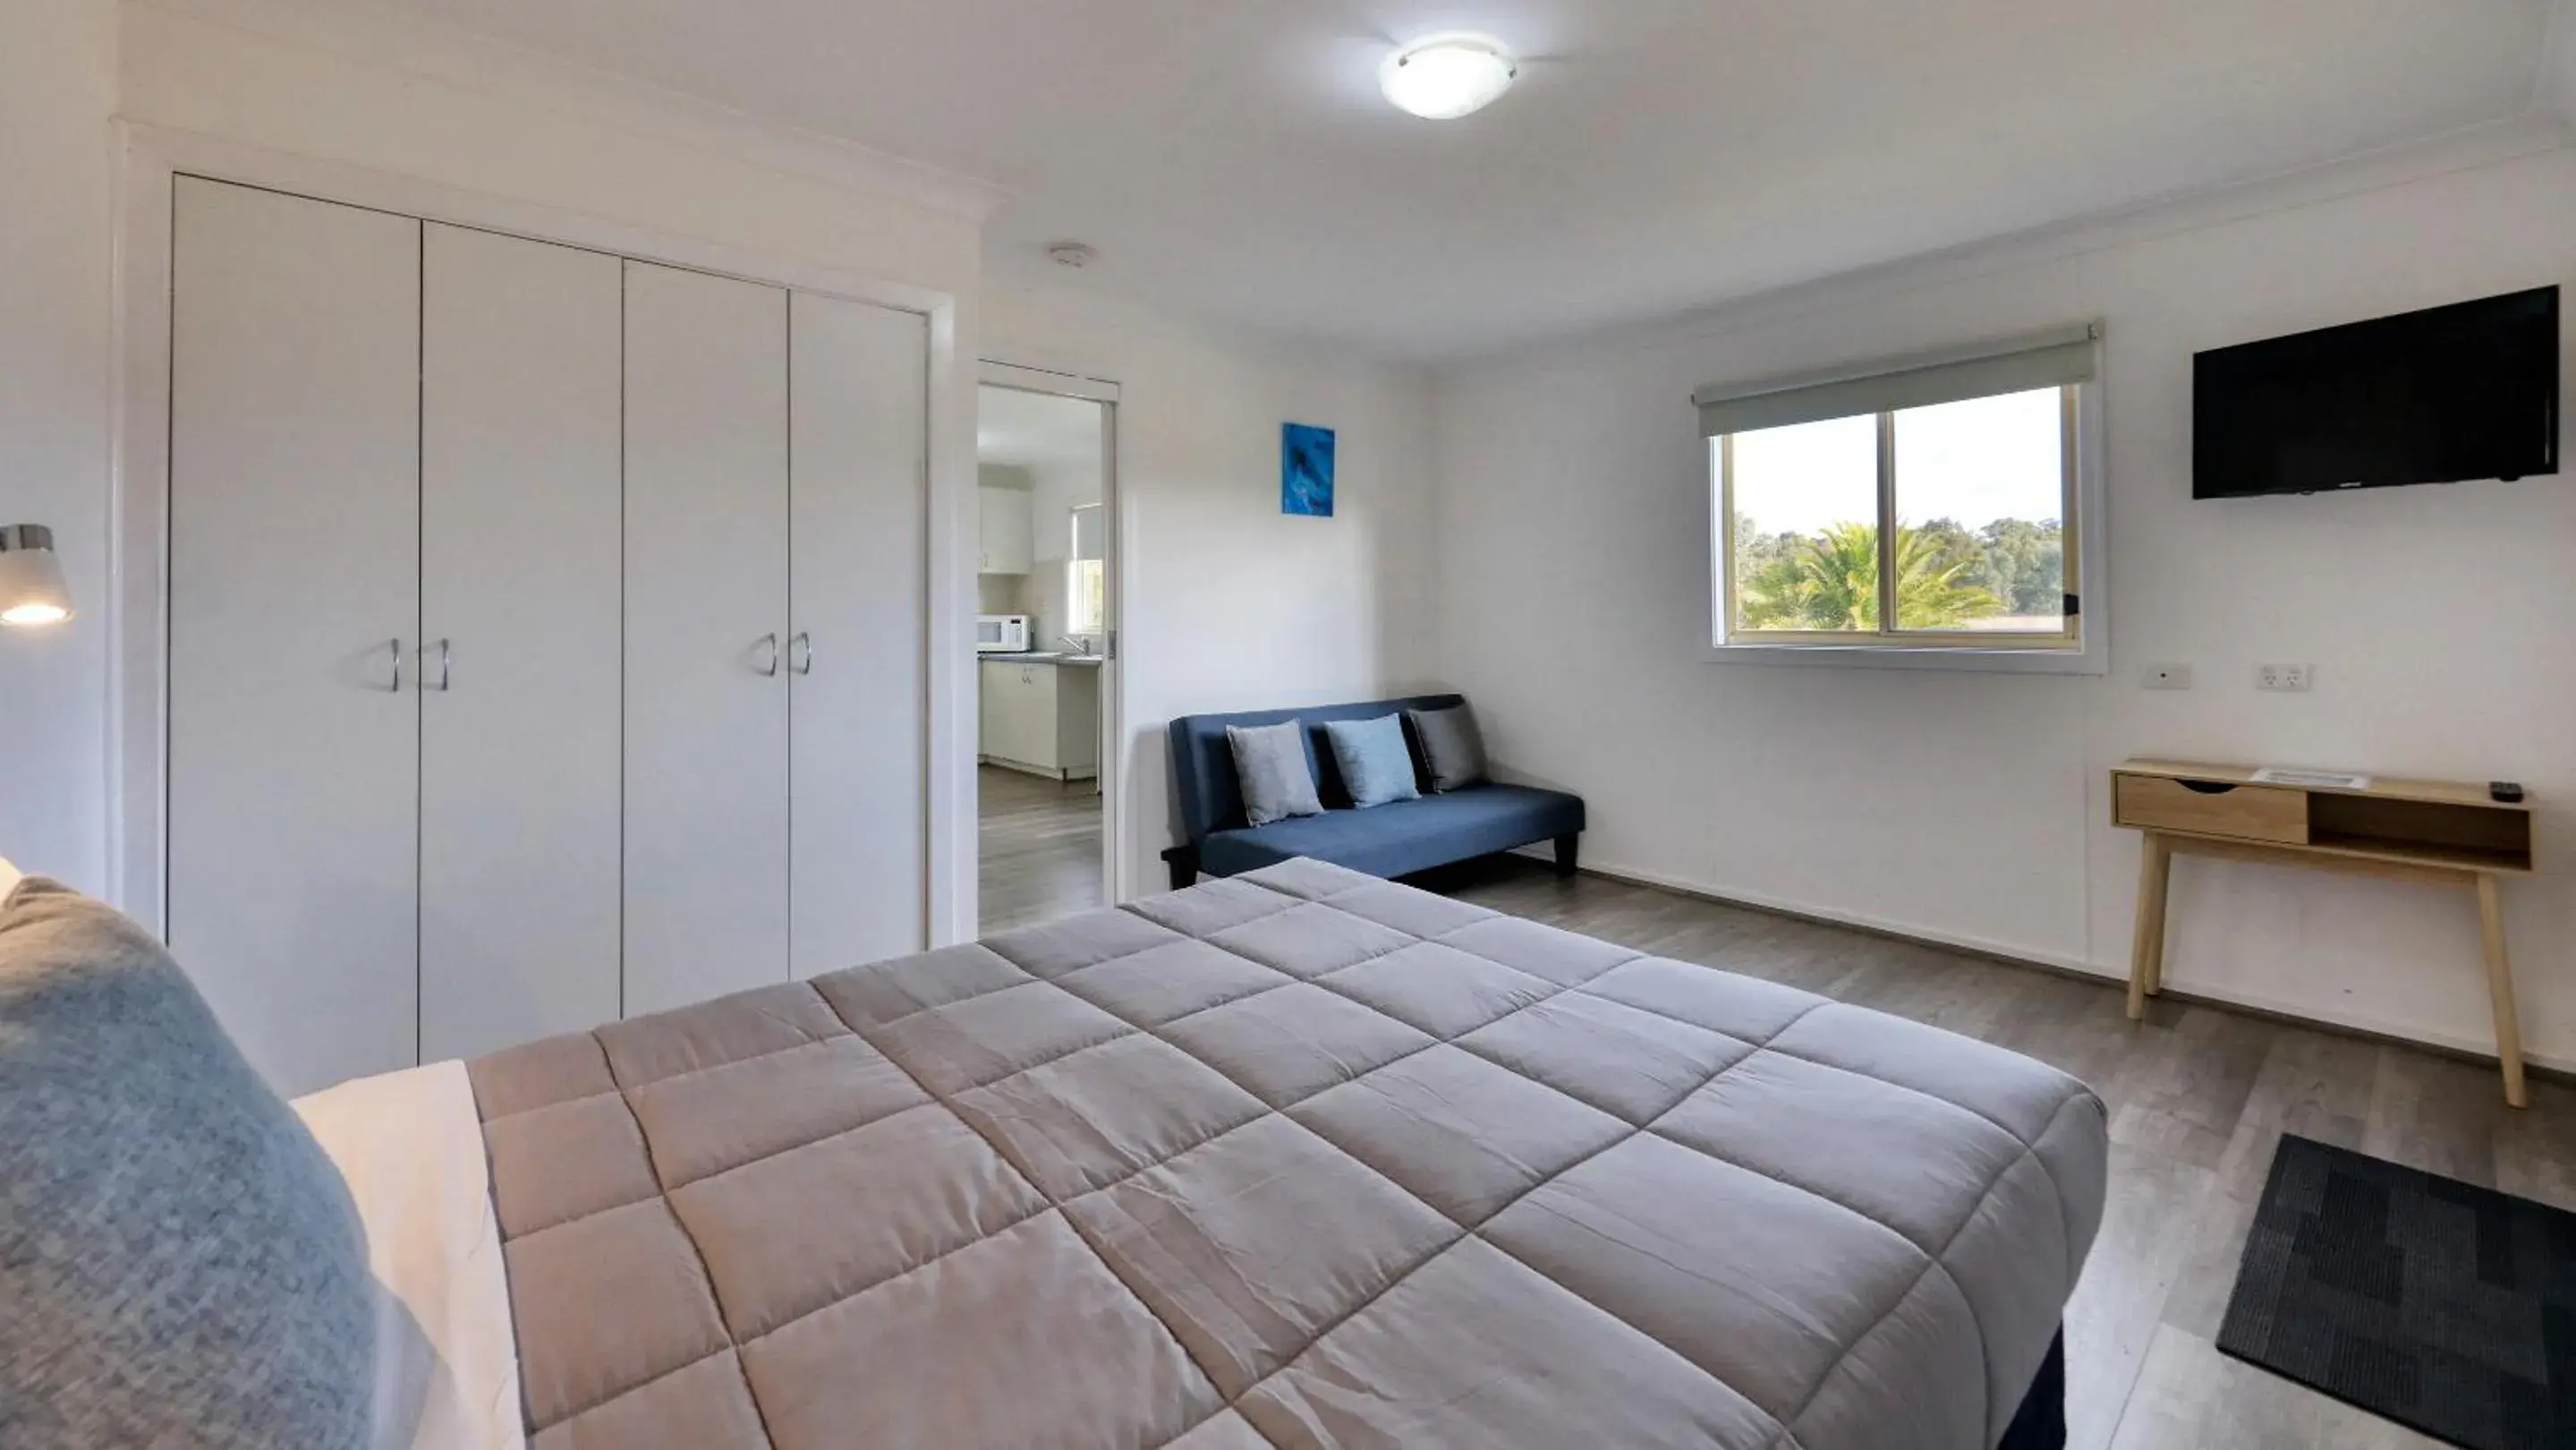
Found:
[1696,322,2099,438]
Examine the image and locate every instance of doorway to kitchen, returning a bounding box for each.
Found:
[974,371,1118,933]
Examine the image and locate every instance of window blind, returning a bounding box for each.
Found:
[1071,503,1106,562]
[1696,322,2099,439]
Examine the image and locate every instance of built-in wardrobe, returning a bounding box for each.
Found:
[166,176,930,1096]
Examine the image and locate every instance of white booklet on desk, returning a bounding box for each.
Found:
[2249,766,2373,790]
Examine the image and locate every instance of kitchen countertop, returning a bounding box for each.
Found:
[980,652,1105,667]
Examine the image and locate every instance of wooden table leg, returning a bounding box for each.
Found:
[2143,840,2170,1001]
[2476,871,2527,1109]
[2129,832,2172,1021]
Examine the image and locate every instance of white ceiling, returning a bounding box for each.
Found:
[363,0,2555,361]
[978,386,1105,472]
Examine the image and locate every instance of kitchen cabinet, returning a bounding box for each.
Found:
[980,659,1100,780]
[978,485,1033,574]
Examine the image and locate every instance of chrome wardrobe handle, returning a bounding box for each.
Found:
[756,633,781,678]
[423,638,452,692]
[789,632,814,676]
[388,637,404,693]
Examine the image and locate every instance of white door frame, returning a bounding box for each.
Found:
[973,360,1129,916]
[109,123,973,947]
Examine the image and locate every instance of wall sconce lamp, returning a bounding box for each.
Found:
[0,525,73,627]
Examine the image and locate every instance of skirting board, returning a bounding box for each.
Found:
[1511,847,2574,1082]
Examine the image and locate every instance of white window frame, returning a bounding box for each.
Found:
[1066,504,1106,638]
[1700,331,2108,677]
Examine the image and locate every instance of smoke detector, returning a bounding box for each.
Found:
[1047,242,1098,269]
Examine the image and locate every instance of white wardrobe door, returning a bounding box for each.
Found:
[623,260,791,1015]
[789,294,930,975]
[167,177,421,1096]
[419,225,625,1061]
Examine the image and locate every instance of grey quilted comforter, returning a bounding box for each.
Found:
[468,857,2108,1449]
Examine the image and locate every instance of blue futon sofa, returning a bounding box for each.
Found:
[1160,695,1586,889]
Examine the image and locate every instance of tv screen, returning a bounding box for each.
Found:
[2194,286,2558,499]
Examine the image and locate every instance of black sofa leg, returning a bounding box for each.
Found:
[1552,834,1580,879]
[1160,845,1200,891]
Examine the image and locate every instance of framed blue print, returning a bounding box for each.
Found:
[1282,422,1336,517]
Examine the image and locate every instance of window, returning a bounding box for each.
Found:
[1702,325,2096,665]
[1067,504,1106,638]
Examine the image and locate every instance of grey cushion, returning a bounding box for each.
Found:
[1168,695,1464,841]
[0,877,376,1449]
[1228,721,1325,827]
[1322,715,1423,809]
[1407,704,1490,793]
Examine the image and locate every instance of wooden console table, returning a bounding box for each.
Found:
[2113,759,2537,1106]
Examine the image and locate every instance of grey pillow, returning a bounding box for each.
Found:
[1407,703,1490,792]
[0,878,376,1449]
[1227,720,1325,827]
[1323,715,1423,809]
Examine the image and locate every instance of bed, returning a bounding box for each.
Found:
[468,857,2106,1449]
[3,857,2106,1450]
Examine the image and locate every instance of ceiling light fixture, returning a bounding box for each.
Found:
[1047,242,1097,269]
[1380,33,1518,120]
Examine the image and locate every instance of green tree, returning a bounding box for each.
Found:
[1978,517,2064,616]
[1739,522,2005,631]
[1914,516,1998,598]
[1732,513,1792,583]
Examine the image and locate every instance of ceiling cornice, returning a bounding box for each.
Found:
[2538,0,2576,123]
[1445,108,2576,380]
[124,0,1009,223]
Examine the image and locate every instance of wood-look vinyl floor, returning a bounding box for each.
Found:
[1433,856,2576,1450]
[976,763,1104,935]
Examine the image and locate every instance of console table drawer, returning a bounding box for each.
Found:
[2114,774,2308,844]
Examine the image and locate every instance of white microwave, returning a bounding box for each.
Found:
[976,614,1031,652]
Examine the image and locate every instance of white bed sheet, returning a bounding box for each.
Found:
[294,1060,525,1450]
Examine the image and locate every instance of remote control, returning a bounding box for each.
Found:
[2491,781,2525,804]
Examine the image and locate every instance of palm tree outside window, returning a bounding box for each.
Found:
[1715,384,2081,650]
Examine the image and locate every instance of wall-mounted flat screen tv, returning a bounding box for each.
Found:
[2194,286,2558,499]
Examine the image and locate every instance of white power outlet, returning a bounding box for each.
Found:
[2143,664,2192,690]
[2256,663,2314,693]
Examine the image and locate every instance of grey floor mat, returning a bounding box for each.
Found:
[2219,1135,2576,1450]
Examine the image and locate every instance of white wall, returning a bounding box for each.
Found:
[89,3,1441,946]
[118,2,984,298]
[1434,140,2576,1069]
[0,0,118,891]
[982,284,1440,901]
[39,1,2555,1073]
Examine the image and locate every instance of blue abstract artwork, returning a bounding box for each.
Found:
[1282,422,1336,517]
